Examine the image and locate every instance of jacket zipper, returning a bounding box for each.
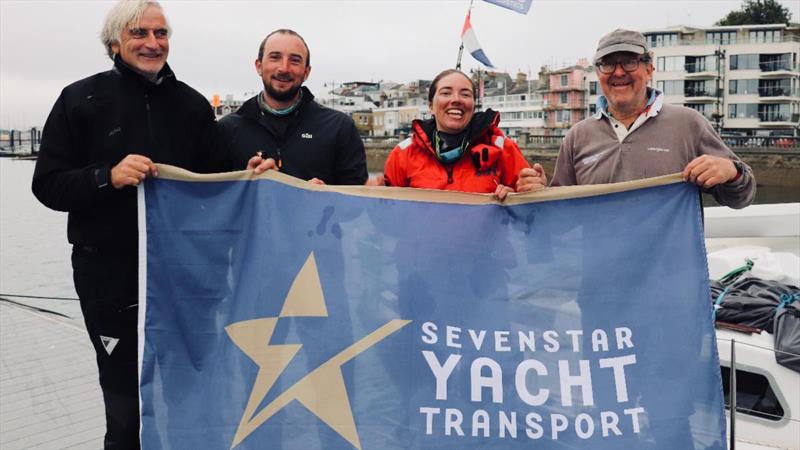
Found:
[144,93,155,147]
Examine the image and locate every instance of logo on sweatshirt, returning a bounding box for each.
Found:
[301,133,313,139]
[647,147,670,153]
[582,150,609,166]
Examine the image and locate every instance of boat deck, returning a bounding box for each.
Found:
[0,303,104,449]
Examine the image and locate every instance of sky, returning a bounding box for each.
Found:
[1,0,797,129]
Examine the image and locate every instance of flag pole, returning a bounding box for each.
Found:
[455,0,475,70]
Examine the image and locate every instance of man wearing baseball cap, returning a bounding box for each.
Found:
[551,28,755,209]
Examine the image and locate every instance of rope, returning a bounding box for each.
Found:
[0,293,79,301]
[712,286,730,322]
[0,297,72,319]
[776,293,800,310]
[718,258,754,286]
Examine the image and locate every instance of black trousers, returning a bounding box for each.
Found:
[72,245,140,450]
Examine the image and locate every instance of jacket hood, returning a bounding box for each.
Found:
[411,108,500,153]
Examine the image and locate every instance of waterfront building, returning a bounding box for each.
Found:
[372,96,429,137]
[351,110,374,137]
[642,23,799,137]
[538,60,592,135]
[480,71,546,137]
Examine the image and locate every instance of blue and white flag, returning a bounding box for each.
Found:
[138,168,726,449]
[461,10,495,69]
[482,0,533,14]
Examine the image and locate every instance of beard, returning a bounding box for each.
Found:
[265,79,302,102]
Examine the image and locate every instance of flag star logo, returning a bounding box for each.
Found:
[225,252,410,449]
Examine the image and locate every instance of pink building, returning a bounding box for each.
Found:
[540,61,591,134]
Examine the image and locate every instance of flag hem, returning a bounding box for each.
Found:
[152,163,684,206]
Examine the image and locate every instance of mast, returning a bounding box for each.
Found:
[455,0,475,70]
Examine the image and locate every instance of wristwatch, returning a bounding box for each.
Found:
[93,167,110,189]
[731,160,745,183]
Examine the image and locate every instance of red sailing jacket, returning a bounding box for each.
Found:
[383,110,530,193]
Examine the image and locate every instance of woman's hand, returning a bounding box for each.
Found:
[494,183,514,201]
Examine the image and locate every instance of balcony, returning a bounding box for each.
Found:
[684,88,719,102]
[549,83,585,92]
[684,63,717,78]
[758,86,795,101]
[758,112,799,125]
[759,60,796,76]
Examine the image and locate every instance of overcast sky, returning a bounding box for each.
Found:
[1,0,797,129]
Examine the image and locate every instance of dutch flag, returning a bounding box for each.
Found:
[461,11,495,69]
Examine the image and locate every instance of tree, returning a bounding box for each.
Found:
[715,0,792,26]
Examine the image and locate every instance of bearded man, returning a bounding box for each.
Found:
[219,29,367,185]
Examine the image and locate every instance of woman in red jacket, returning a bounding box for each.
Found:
[382,69,546,199]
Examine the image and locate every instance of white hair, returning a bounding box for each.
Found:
[100,0,171,60]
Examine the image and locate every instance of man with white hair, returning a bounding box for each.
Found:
[551,28,755,209]
[32,1,218,447]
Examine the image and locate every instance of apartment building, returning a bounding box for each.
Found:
[539,61,591,135]
[481,72,545,137]
[642,23,799,136]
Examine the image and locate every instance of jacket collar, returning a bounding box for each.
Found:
[112,54,175,87]
[594,87,663,120]
[412,108,499,153]
[236,86,316,120]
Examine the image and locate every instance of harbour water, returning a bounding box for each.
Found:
[0,158,79,319]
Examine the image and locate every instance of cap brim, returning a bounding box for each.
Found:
[594,43,647,63]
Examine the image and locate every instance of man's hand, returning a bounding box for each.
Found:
[111,154,157,189]
[683,155,738,188]
[247,155,277,174]
[494,183,514,202]
[365,175,386,186]
[308,178,325,185]
[516,164,547,193]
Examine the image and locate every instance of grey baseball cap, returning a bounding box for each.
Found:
[594,29,649,62]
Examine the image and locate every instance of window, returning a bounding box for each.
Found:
[749,29,782,43]
[685,103,713,119]
[729,79,758,95]
[730,54,759,70]
[759,103,791,121]
[685,55,717,73]
[759,78,792,97]
[685,80,716,97]
[706,31,736,45]
[589,104,597,115]
[657,80,683,96]
[589,81,597,95]
[560,92,568,104]
[657,56,685,72]
[728,103,759,119]
[556,109,571,123]
[560,74,568,86]
[760,53,792,72]
[720,367,784,421]
[647,33,678,48]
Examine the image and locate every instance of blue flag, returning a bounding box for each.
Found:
[482,0,533,14]
[138,168,726,449]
